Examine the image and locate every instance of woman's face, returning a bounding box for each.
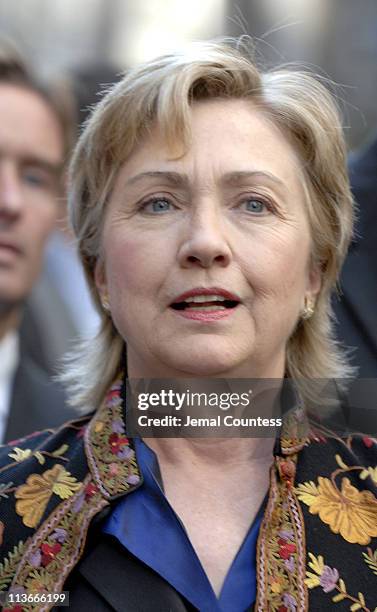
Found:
[96,99,321,378]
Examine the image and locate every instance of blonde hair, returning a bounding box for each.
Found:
[63,39,354,413]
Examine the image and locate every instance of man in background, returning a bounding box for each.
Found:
[331,136,377,437]
[332,136,377,378]
[0,48,76,442]
[19,64,113,375]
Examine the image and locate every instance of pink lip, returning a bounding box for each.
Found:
[173,308,236,322]
[0,244,22,263]
[171,286,240,304]
[0,241,22,255]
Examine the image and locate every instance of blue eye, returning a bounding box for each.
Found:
[142,198,171,213]
[244,199,267,213]
[22,169,50,189]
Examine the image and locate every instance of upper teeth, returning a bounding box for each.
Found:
[184,295,227,303]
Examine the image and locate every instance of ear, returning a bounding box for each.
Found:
[307,262,322,300]
[94,258,108,302]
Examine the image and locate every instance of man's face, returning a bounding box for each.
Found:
[0,84,64,308]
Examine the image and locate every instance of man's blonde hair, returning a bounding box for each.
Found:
[63,39,355,412]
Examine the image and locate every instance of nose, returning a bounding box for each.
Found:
[0,161,23,222]
[178,201,232,269]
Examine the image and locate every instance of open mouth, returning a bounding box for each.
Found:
[171,299,239,311]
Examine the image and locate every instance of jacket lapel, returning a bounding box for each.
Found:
[84,377,142,499]
[72,533,190,611]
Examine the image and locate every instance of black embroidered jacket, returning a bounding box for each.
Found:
[0,376,376,611]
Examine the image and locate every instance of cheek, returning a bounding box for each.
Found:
[241,228,311,300]
[104,234,167,303]
[26,210,56,258]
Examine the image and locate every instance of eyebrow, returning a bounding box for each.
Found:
[125,170,286,191]
[0,151,63,178]
[21,155,63,178]
[221,171,286,190]
[126,171,189,188]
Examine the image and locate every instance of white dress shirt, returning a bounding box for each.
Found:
[0,331,19,443]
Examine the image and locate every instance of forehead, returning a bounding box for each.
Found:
[0,83,64,164]
[115,98,304,189]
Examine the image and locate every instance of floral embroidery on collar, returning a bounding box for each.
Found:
[280,405,310,455]
[84,377,141,499]
[255,451,309,611]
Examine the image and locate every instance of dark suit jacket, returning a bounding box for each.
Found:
[3,354,77,444]
[63,528,197,611]
[332,137,377,377]
[20,278,77,377]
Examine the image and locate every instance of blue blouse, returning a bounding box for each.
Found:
[103,438,266,612]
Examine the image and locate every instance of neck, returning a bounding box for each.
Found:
[145,435,276,472]
[128,352,283,469]
[0,304,20,342]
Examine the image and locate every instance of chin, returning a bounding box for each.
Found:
[160,346,243,377]
[0,287,25,305]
